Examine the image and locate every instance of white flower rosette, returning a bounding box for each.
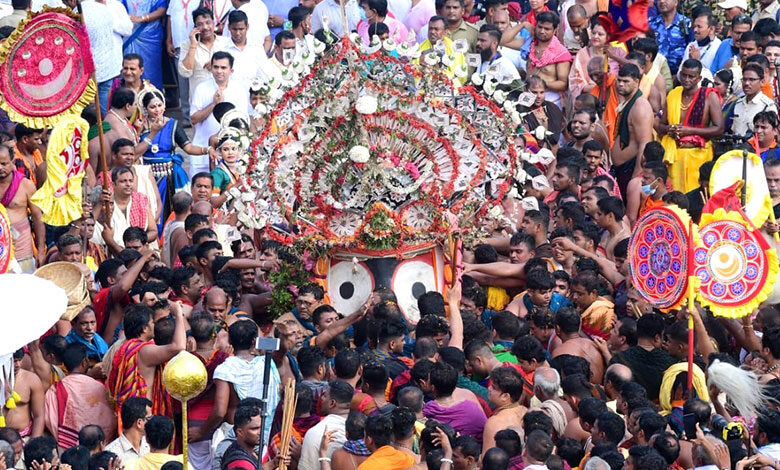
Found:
[349,145,370,163]
[356,95,378,115]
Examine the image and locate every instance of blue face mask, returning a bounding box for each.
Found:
[359,8,368,21]
[641,183,656,195]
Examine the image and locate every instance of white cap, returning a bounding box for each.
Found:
[717,0,747,10]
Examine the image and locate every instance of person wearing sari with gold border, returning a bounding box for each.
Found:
[658,59,724,193]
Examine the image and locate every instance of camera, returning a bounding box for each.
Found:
[711,414,744,442]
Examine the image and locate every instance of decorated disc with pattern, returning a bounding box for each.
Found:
[0,10,95,122]
[0,204,13,274]
[695,219,769,308]
[628,207,690,309]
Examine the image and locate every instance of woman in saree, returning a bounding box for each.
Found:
[714,69,738,119]
[568,15,627,101]
[135,89,206,231]
[122,0,167,89]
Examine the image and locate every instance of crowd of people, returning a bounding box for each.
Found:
[4,0,780,468]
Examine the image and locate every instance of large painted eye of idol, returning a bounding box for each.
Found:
[326,247,445,324]
[0,11,95,118]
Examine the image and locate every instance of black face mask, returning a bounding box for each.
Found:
[696,35,711,47]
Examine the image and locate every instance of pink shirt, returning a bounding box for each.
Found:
[402,0,435,37]
[357,14,410,45]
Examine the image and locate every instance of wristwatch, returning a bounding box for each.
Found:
[143,137,153,146]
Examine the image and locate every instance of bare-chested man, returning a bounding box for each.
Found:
[483,367,527,454]
[5,349,45,438]
[609,63,653,198]
[551,307,606,384]
[0,146,46,273]
[104,88,139,151]
[526,12,572,110]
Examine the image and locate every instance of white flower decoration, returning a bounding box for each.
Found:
[470,72,484,86]
[510,110,522,125]
[454,63,468,78]
[483,78,496,96]
[313,38,326,54]
[533,125,552,141]
[298,125,316,142]
[424,52,440,66]
[493,90,507,104]
[349,145,370,163]
[383,38,397,51]
[254,103,268,116]
[442,53,454,67]
[356,95,378,115]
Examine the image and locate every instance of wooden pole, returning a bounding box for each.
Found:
[76,1,111,227]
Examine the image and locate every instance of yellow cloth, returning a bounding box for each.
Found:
[416,37,467,85]
[487,286,510,311]
[30,115,90,226]
[581,298,616,338]
[661,87,713,193]
[658,362,709,416]
[124,453,183,470]
[358,445,415,470]
[639,61,660,98]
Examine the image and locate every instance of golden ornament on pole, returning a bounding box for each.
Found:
[162,351,208,470]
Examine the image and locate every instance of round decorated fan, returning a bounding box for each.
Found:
[710,150,772,228]
[0,8,95,128]
[628,205,697,311]
[695,211,779,318]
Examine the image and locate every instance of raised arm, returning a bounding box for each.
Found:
[138,301,187,366]
[447,280,463,350]
[314,307,369,347]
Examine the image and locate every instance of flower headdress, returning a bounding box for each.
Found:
[135,86,165,112]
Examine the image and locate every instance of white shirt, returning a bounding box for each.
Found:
[732,92,777,135]
[81,0,120,82]
[311,0,360,37]
[30,0,64,11]
[500,45,525,70]
[299,414,347,470]
[680,36,722,71]
[387,0,411,23]
[759,443,780,460]
[167,0,202,49]
[190,77,249,149]
[106,0,134,57]
[177,35,232,101]
[478,53,520,82]
[224,41,272,87]
[223,0,271,47]
[105,434,151,463]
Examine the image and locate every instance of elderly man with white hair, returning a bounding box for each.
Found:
[583,456,610,470]
[533,367,576,420]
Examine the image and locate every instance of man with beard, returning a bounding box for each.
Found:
[610,64,653,198]
[273,321,304,385]
[566,109,595,151]
[527,11,572,109]
[476,24,520,81]
[658,59,724,192]
[289,6,315,57]
[522,75,564,146]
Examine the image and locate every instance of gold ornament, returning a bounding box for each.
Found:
[162,351,207,401]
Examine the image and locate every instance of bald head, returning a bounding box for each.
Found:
[567,3,587,20]
[172,191,193,216]
[192,201,212,217]
[397,386,424,413]
[604,363,632,399]
[204,286,229,320]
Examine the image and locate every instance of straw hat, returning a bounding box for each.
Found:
[33,262,88,321]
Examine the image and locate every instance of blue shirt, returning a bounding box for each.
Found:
[265,0,299,38]
[65,329,109,362]
[648,13,691,75]
[711,38,737,72]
